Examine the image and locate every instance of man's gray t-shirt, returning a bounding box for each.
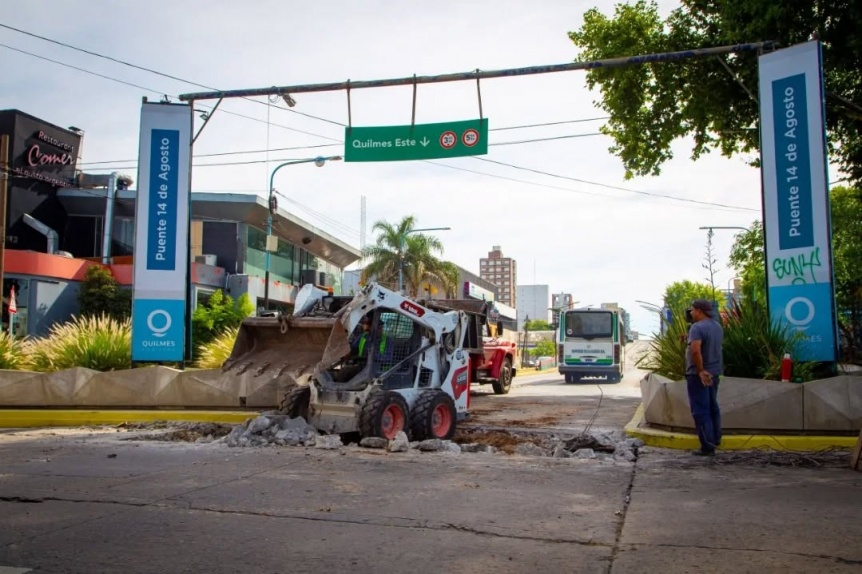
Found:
[685,319,723,375]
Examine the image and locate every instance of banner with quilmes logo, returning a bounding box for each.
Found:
[131,103,192,362]
[758,41,837,362]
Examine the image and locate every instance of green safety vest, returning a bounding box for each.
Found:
[358,333,387,358]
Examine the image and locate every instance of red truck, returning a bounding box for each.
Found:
[421,299,517,395]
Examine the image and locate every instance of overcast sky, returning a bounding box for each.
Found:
[3,0,819,335]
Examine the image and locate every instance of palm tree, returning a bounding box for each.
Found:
[362,216,457,298]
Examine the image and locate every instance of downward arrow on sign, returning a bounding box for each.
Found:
[420,137,430,147]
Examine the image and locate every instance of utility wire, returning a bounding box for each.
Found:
[1,36,758,212]
[425,160,754,213]
[472,157,758,211]
[0,21,345,127]
[0,42,342,142]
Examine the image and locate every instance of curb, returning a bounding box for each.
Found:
[0,409,254,428]
[624,404,858,451]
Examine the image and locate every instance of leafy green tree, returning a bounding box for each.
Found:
[663,280,724,315]
[525,319,553,331]
[78,265,131,321]
[828,186,862,355]
[362,215,456,297]
[529,340,557,358]
[569,0,862,184]
[191,290,253,356]
[729,188,862,357]
[728,221,767,303]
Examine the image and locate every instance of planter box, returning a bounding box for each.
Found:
[641,373,862,432]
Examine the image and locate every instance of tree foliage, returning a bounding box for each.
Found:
[569,0,862,184]
[361,215,457,297]
[77,265,131,321]
[728,187,862,358]
[191,290,253,357]
[663,280,724,314]
[830,186,862,353]
[728,221,767,303]
[525,319,553,331]
[530,340,557,358]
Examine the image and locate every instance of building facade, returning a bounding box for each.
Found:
[516,284,550,329]
[0,109,361,334]
[479,245,517,308]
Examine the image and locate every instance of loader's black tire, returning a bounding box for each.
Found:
[280,385,310,420]
[410,391,457,441]
[359,390,409,440]
[492,358,513,395]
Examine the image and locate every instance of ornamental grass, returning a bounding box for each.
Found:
[195,326,238,369]
[28,314,131,372]
[0,330,31,370]
[637,298,814,382]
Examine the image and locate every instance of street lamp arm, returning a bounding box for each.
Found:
[263,155,342,311]
[698,226,750,231]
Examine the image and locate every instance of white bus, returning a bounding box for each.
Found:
[557,308,627,383]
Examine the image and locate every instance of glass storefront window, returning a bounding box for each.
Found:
[245,225,299,284]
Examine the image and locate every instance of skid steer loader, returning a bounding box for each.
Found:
[224,282,471,440]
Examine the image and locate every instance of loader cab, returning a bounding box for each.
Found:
[371,311,423,389]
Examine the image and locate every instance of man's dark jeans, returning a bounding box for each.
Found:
[685,374,721,453]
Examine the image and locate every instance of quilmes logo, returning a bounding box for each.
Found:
[784,296,814,331]
[147,309,172,338]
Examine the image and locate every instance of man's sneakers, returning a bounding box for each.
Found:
[691,449,716,457]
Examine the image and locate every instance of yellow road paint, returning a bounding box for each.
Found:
[0,410,252,428]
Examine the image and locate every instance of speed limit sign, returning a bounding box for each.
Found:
[440,131,457,149]
[461,128,480,147]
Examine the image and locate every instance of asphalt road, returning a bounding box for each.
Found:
[0,423,859,574]
[465,341,650,433]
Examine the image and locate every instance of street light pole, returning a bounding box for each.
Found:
[264,155,341,311]
[398,226,451,294]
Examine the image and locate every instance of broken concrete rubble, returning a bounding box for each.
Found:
[180,415,643,463]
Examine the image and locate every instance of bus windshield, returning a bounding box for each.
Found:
[563,311,613,339]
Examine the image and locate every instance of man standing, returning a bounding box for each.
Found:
[685,299,724,456]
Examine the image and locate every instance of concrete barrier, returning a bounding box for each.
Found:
[641,372,862,432]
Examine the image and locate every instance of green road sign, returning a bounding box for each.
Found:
[344,119,488,162]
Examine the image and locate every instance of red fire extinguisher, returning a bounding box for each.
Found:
[781,353,793,382]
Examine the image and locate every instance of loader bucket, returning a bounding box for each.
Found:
[221,316,338,404]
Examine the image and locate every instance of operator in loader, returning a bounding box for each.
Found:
[337,317,393,381]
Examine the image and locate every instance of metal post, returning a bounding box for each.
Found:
[0,135,8,303]
[179,42,778,103]
[263,156,342,310]
[398,235,404,293]
[101,172,117,264]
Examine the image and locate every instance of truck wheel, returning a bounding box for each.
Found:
[410,391,457,441]
[280,385,310,420]
[359,391,409,440]
[492,358,513,395]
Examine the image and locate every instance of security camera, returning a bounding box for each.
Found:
[282,93,297,108]
[302,237,312,245]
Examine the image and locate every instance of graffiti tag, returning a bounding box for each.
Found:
[772,247,821,284]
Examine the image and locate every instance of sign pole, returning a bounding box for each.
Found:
[0,135,8,303]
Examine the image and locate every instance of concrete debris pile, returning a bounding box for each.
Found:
[221,415,642,462]
[563,430,644,462]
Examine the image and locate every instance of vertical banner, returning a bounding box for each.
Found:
[131,103,192,362]
[759,41,837,362]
